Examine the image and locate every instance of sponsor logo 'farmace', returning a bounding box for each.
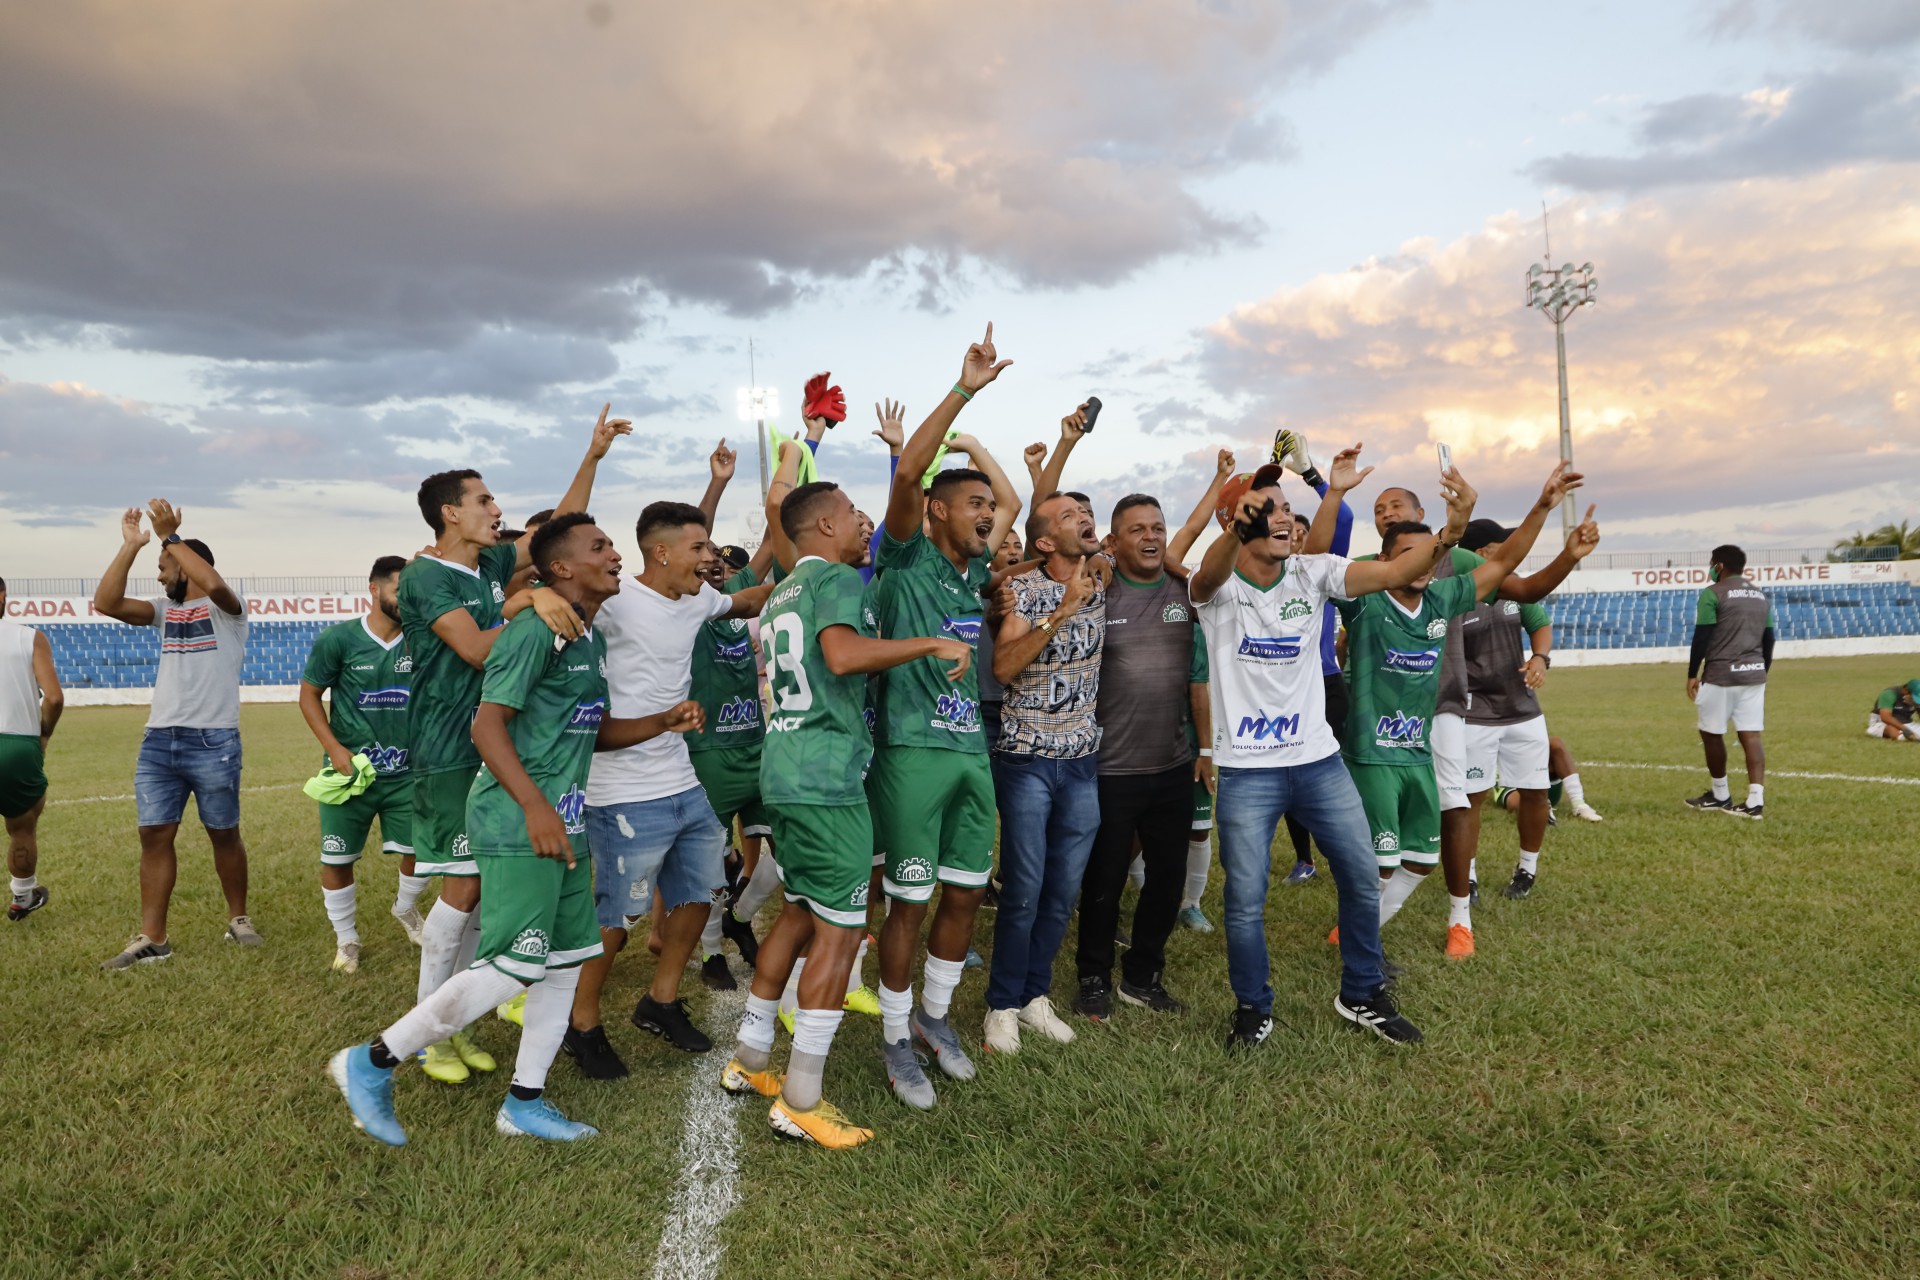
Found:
[1382,649,1438,673]
[1238,636,1303,661]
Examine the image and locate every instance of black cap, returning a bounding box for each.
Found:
[717,544,751,571]
[1460,519,1509,553]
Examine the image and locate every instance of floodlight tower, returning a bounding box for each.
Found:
[1524,253,1597,539]
[734,340,780,507]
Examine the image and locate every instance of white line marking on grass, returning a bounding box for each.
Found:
[51,782,303,807]
[1589,761,1920,787]
[651,985,747,1280]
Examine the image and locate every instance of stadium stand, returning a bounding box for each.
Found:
[1551,581,1920,651]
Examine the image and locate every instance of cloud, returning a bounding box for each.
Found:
[0,0,1417,400]
[1532,68,1920,191]
[1199,165,1920,532]
[1705,0,1920,53]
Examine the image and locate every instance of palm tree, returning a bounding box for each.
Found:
[1830,520,1918,561]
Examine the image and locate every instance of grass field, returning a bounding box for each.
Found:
[7,654,1920,1279]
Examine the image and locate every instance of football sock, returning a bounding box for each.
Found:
[1377,866,1426,927]
[416,900,473,1001]
[1710,775,1730,802]
[10,874,38,902]
[878,983,913,1044]
[1469,857,1478,883]
[845,935,870,996]
[393,873,429,914]
[1517,849,1540,876]
[454,906,483,971]
[920,954,965,1022]
[1127,855,1146,892]
[734,855,779,921]
[780,958,805,1018]
[1747,783,1765,807]
[322,884,359,945]
[700,903,725,960]
[784,1009,846,1110]
[382,964,520,1060]
[511,965,578,1093]
[1448,894,1472,930]
[734,993,780,1071]
[1183,838,1210,906]
[1562,772,1586,809]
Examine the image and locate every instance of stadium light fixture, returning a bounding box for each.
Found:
[735,383,780,506]
[1523,239,1596,543]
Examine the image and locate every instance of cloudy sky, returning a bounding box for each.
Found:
[2,0,1914,579]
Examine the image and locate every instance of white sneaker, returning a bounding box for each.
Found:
[391,905,425,945]
[1017,995,1076,1045]
[982,1008,1021,1055]
[331,941,361,974]
[1572,803,1604,822]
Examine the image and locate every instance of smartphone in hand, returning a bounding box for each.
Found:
[1080,397,1103,434]
[1436,442,1454,474]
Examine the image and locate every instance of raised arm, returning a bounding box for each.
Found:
[699,438,737,528]
[887,326,1013,541]
[1168,449,1236,567]
[93,508,156,626]
[146,500,242,616]
[1343,467,1474,598]
[31,632,62,747]
[1468,466,1588,600]
[764,438,806,574]
[1029,404,1089,510]
[947,433,1023,557]
[525,403,632,572]
[1303,444,1370,557]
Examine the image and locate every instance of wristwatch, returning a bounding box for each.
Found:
[1038,619,1057,638]
[1535,653,1552,668]
[162,534,183,547]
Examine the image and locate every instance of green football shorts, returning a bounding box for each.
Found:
[411,767,478,877]
[1190,776,1214,831]
[691,744,771,839]
[1350,761,1441,870]
[473,853,603,983]
[318,772,415,865]
[768,803,872,928]
[869,746,995,904]
[0,734,48,820]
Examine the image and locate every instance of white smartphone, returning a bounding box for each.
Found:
[1436,442,1454,475]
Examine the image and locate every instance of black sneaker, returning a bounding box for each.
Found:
[1113,926,1131,949]
[7,886,49,921]
[1504,869,1536,900]
[1074,973,1113,1021]
[562,1024,631,1080]
[1381,955,1405,983]
[1226,1002,1273,1050]
[1685,791,1731,811]
[632,995,713,1054]
[1334,987,1424,1044]
[1117,972,1186,1014]
[1546,807,1559,827]
[700,953,738,991]
[720,907,759,969]
[1468,879,1479,907]
[1723,802,1764,821]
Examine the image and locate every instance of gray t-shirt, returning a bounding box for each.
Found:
[1096,573,1198,775]
[1698,576,1774,687]
[1461,598,1550,726]
[145,595,249,730]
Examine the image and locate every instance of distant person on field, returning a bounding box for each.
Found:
[1684,544,1772,820]
[1,575,64,922]
[92,501,255,968]
[1491,735,1604,823]
[1867,679,1920,741]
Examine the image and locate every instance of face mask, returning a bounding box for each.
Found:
[1709,566,1720,582]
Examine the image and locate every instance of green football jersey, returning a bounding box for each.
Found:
[760,557,872,807]
[865,530,990,752]
[688,565,764,754]
[300,617,413,775]
[465,611,609,857]
[1337,576,1479,764]
[398,544,519,775]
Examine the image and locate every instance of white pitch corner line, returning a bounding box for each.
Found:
[51,782,303,807]
[1589,761,1920,787]
[651,984,748,1280]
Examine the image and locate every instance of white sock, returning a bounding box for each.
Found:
[879,982,913,1043]
[700,902,725,959]
[10,874,37,901]
[1377,867,1427,927]
[1469,857,1478,883]
[921,954,965,1022]
[845,935,870,996]
[1747,783,1765,807]
[792,1006,845,1056]
[734,993,780,1066]
[1127,855,1146,892]
[1183,838,1210,906]
[1710,775,1730,802]
[393,873,430,914]
[322,884,359,945]
[780,957,805,1017]
[734,854,779,920]
[511,964,579,1093]
[415,900,473,1002]
[1517,849,1540,876]
[1562,772,1586,809]
[381,964,521,1060]
[454,906,483,971]
[1448,893,1472,930]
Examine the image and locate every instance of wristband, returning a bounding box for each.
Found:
[1299,466,1325,490]
[1198,748,1213,758]
[951,384,973,402]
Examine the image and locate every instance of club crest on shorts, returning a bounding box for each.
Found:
[1466,766,1486,780]
[509,927,551,961]
[851,882,869,908]
[321,834,347,854]
[452,834,470,858]
[1373,830,1400,852]
[895,856,935,884]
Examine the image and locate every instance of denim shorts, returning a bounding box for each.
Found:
[584,787,727,930]
[136,727,243,829]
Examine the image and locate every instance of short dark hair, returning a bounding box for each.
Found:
[1291,511,1311,530]
[1381,520,1432,559]
[1065,491,1092,508]
[927,468,991,506]
[1711,544,1747,575]
[1024,490,1068,548]
[1379,486,1422,512]
[634,501,710,552]
[530,511,597,581]
[781,481,842,541]
[0,575,7,594]
[177,537,215,567]
[370,556,407,582]
[417,469,482,535]
[524,508,556,531]
[498,528,526,543]
[1459,519,1509,554]
[1110,493,1161,528]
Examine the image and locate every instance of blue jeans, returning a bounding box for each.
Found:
[585,788,727,930]
[987,751,1101,1010]
[1215,754,1385,1010]
[135,727,243,829]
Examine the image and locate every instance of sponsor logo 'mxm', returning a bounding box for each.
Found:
[1374,711,1426,743]
[555,785,588,835]
[935,693,980,729]
[716,697,760,729]
[1238,636,1303,661]
[363,742,409,773]
[1236,711,1301,742]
